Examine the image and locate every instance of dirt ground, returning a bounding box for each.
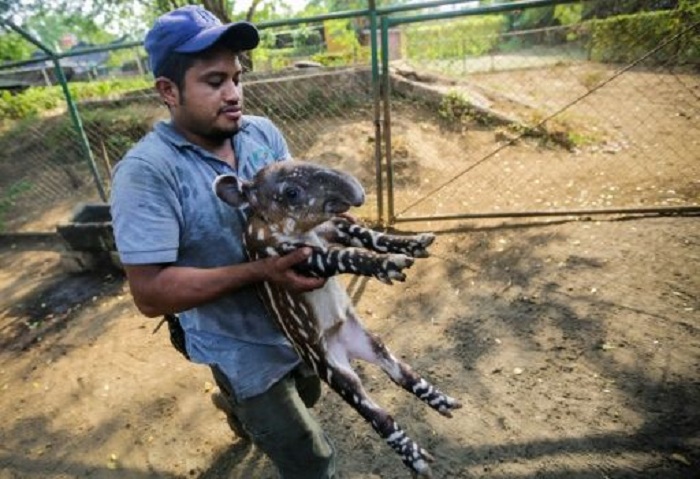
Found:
[1,63,699,479]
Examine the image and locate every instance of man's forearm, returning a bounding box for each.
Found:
[125,262,266,317]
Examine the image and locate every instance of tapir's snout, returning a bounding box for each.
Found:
[317,168,365,214]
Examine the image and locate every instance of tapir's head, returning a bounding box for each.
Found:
[213,160,365,227]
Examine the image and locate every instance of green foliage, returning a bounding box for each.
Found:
[323,18,363,59]
[588,4,700,64]
[254,24,329,70]
[437,91,475,131]
[24,9,115,49]
[554,4,583,26]
[508,6,555,30]
[0,77,152,121]
[0,32,33,62]
[254,18,366,71]
[311,47,369,66]
[403,15,507,61]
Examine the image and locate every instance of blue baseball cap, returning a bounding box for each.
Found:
[145,5,260,76]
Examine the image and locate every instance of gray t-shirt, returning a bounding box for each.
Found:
[110,116,300,401]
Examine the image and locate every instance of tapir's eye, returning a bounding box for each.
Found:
[283,186,302,203]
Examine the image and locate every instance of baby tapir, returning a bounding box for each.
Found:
[213,160,461,477]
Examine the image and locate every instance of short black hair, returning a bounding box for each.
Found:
[155,47,242,103]
[154,51,198,93]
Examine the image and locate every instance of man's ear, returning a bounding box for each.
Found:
[213,174,249,208]
[155,76,179,108]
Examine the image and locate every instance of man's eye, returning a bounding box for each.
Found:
[208,79,223,87]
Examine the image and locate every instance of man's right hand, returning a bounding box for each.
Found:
[262,247,326,293]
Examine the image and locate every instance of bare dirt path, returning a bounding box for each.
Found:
[1,213,697,479]
[1,63,698,478]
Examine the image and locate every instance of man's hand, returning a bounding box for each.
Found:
[337,212,357,223]
[261,247,326,293]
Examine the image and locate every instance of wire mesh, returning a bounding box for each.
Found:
[0,18,377,232]
[0,39,150,231]
[1,3,699,234]
[387,1,700,222]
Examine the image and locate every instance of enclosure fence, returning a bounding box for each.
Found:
[0,0,698,234]
[382,0,700,224]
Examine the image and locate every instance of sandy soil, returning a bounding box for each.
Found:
[0,63,698,479]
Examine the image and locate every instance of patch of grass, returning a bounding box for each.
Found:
[438,92,475,131]
[580,71,607,91]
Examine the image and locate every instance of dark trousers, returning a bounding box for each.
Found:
[211,365,336,479]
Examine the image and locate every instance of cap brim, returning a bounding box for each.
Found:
[175,22,259,54]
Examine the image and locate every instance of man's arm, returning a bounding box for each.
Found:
[125,247,324,317]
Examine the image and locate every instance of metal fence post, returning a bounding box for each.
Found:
[1,19,107,203]
[380,15,396,224]
[369,0,384,223]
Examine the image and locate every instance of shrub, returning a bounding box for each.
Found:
[0,77,152,122]
[403,15,507,61]
[588,3,700,64]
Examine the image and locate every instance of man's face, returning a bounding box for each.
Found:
[171,47,244,142]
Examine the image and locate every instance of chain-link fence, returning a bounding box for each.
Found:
[382,0,700,223]
[0,10,380,233]
[0,0,698,234]
[0,34,150,233]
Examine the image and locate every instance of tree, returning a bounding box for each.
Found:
[148,0,295,23]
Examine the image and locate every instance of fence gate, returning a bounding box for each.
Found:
[0,0,698,234]
[379,0,700,225]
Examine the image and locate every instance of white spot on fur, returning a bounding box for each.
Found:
[283,218,296,234]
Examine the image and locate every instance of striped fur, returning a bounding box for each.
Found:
[214,161,461,477]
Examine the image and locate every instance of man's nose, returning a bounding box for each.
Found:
[222,80,241,102]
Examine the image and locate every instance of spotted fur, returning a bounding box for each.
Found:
[214,160,461,477]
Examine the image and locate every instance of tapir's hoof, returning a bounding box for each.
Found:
[389,253,414,270]
[408,448,435,478]
[409,233,436,258]
[377,254,413,284]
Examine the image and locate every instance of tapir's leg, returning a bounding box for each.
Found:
[276,243,415,284]
[325,219,436,258]
[322,340,435,478]
[336,314,462,418]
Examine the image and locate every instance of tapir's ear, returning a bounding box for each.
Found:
[213,174,249,207]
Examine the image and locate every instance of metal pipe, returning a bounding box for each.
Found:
[258,8,370,29]
[380,15,396,223]
[393,206,700,224]
[0,40,143,70]
[50,57,108,201]
[369,0,384,223]
[378,0,483,16]
[384,0,582,26]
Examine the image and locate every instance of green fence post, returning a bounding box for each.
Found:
[1,19,108,203]
[54,63,107,202]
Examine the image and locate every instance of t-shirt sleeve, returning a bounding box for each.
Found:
[109,156,182,265]
[260,117,292,161]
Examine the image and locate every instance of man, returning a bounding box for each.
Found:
[109,6,336,478]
